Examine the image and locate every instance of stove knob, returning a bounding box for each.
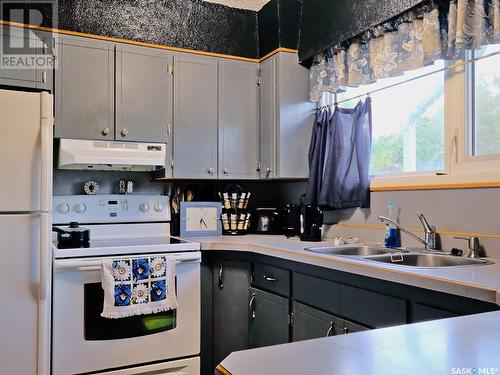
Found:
[139,203,150,212]
[57,203,70,214]
[74,203,86,213]
[154,203,164,212]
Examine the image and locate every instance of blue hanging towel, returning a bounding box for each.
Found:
[305,98,372,209]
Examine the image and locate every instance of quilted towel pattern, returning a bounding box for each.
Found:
[101,256,177,319]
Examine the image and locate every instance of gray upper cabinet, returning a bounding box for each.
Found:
[173,54,218,179]
[55,36,114,140]
[0,26,53,91]
[115,45,173,144]
[259,52,315,179]
[259,57,277,179]
[218,60,259,179]
[277,53,315,178]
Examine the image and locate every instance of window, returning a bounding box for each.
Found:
[469,44,500,157]
[337,62,445,176]
[318,47,500,187]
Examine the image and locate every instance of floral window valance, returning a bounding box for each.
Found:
[309,0,500,102]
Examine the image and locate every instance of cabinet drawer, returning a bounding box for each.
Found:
[293,273,341,314]
[340,285,407,328]
[253,263,290,297]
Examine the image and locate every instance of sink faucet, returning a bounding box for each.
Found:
[378,213,437,250]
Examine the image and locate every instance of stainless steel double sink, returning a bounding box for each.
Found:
[304,245,493,268]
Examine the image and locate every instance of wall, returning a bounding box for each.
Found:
[257,0,302,57]
[1,0,305,59]
[53,169,307,210]
[323,188,500,258]
[4,0,257,58]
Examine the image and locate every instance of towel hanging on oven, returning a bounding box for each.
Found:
[101,256,178,319]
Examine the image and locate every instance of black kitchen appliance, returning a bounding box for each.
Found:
[252,208,283,234]
[53,222,90,244]
[299,204,323,242]
[283,204,300,238]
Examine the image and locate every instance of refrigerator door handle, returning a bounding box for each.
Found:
[40,92,53,212]
[39,214,50,303]
[38,213,51,375]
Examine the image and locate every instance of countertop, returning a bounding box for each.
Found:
[192,235,500,305]
[217,310,500,375]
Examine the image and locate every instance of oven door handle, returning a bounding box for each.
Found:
[54,253,201,271]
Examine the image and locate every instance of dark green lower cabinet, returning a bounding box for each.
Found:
[337,318,370,335]
[248,287,289,348]
[292,302,369,342]
[203,252,499,375]
[213,261,251,366]
[292,302,334,342]
[412,303,459,323]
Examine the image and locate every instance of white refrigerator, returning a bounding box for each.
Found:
[0,89,53,375]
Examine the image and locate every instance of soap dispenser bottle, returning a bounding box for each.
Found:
[384,202,401,248]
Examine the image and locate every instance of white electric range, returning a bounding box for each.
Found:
[52,194,201,375]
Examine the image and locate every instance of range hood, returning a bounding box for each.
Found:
[58,139,166,171]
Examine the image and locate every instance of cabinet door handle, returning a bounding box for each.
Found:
[101,127,110,136]
[263,275,277,282]
[121,128,129,137]
[249,293,256,319]
[218,264,224,290]
[326,322,334,337]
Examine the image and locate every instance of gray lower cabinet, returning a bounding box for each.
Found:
[173,54,218,179]
[292,302,369,342]
[115,44,173,144]
[259,52,315,179]
[218,59,259,179]
[0,26,53,91]
[292,302,334,342]
[213,261,251,366]
[55,35,114,140]
[335,318,370,335]
[293,272,406,329]
[411,303,459,323]
[248,287,289,348]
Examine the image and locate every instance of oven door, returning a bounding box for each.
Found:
[52,252,200,375]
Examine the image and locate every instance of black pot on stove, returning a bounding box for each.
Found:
[53,222,90,244]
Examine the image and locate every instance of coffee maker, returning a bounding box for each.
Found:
[299,198,323,242]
